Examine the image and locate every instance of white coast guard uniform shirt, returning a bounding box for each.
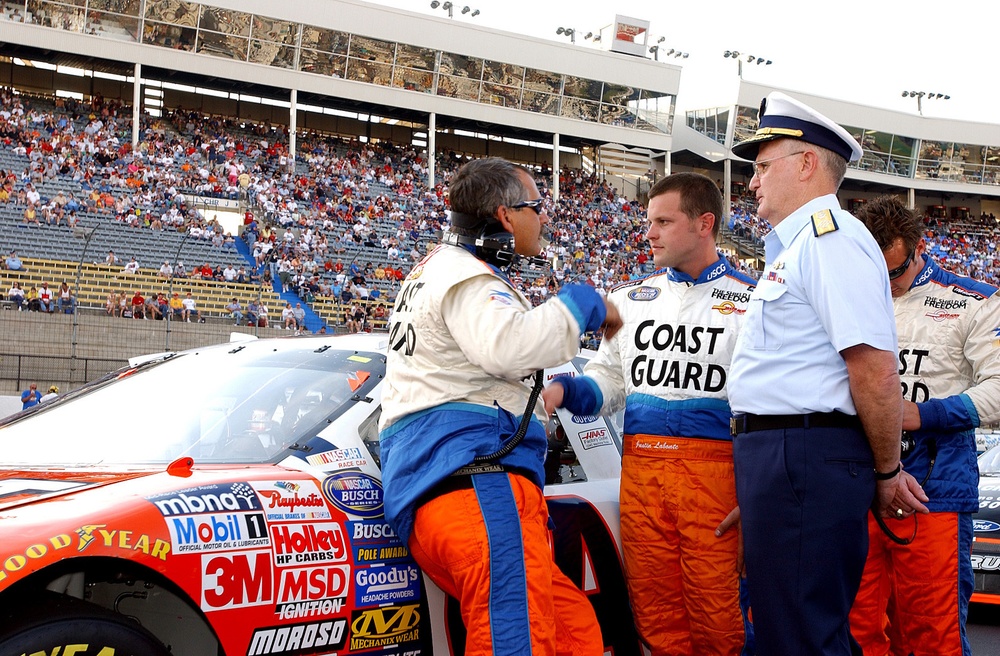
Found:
[729,195,897,415]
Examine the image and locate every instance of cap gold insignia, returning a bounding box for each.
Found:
[811,210,839,237]
[754,127,805,138]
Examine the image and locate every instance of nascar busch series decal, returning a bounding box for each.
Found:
[349,604,421,651]
[147,482,261,517]
[322,472,384,518]
[305,446,368,470]
[250,480,331,521]
[354,563,421,607]
[246,619,348,656]
[167,511,269,553]
[348,520,411,564]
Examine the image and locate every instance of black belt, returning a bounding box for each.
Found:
[730,411,861,437]
[418,464,528,507]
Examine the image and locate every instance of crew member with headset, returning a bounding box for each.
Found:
[850,195,1000,656]
[378,157,621,656]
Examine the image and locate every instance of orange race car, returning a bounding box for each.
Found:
[0,334,641,656]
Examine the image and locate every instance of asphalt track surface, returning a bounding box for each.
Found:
[969,604,1000,652]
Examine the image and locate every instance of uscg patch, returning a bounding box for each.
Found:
[811,209,838,237]
[628,286,660,301]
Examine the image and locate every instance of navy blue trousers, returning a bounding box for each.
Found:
[734,426,874,656]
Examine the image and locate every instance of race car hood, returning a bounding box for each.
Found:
[976,478,1000,536]
[0,469,156,512]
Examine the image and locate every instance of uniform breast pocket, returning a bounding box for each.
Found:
[749,281,787,351]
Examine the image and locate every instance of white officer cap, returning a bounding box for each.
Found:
[732,91,863,163]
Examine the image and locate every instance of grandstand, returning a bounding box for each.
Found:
[0,0,997,402]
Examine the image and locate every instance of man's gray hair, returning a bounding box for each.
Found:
[815,145,848,187]
[448,157,529,219]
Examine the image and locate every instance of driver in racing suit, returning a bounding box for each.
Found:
[849,195,1000,656]
[378,157,620,656]
[543,172,755,656]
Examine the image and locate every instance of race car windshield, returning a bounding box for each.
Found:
[980,445,1000,477]
[0,346,384,466]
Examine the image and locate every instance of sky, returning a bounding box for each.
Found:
[363,0,1000,124]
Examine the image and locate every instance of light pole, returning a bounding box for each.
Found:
[431,2,479,19]
[723,50,772,78]
[649,37,689,62]
[556,27,575,44]
[902,91,950,116]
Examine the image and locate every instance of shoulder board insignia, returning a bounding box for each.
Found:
[811,210,839,237]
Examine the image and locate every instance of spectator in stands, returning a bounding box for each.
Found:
[246,299,260,327]
[123,257,139,275]
[281,302,295,330]
[158,260,173,278]
[257,301,269,328]
[222,263,237,283]
[20,383,41,410]
[130,290,145,319]
[37,282,54,313]
[25,285,39,312]
[8,281,25,310]
[169,292,183,320]
[181,291,201,323]
[173,261,187,278]
[292,302,306,333]
[105,250,118,266]
[104,291,116,316]
[22,202,39,225]
[5,250,24,271]
[227,298,244,326]
[40,385,59,404]
[56,282,75,314]
[144,293,162,320]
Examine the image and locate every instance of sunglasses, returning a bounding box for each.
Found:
[887,250,914,280]
[509,198,549,215]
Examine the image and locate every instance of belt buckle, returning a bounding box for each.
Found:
[729,416,739,437]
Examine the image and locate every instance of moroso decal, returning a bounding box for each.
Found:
[355,564,421,607]
[250,480,331,521]
[147,482,261,517]
[246,619,348,656]
[322,472,384,518]
[201,550,272,610]
[348,521,411,564]
[349,604,421,651]
[169,512,269,553]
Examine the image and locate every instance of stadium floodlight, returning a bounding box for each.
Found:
[903,89,951,115]
[471,9,479,16]
[725,50,771,77]
[556,27,576,43]
[430,0,439,6]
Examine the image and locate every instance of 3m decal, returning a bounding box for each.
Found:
[201,550,272,610]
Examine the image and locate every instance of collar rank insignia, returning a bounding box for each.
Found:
[811,209,839,237]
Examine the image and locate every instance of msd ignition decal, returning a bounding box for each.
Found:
[250,480,331,521]
[305,446,368,470]
[271,523,351,619]
[354,563,421,607]
[201,549,272,611]
[322,472,384,518]
[147,482,261,517]
[168,512,269,554]
[349,604,422,651]
[247,619,348,656]
[348,520,411,564]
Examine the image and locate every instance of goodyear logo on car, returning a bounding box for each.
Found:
[322,472,383,519]
[628,286,659,301]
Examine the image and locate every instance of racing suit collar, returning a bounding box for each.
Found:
[448,241,514,284]
[907,255,934,292]
[665,254,729,285]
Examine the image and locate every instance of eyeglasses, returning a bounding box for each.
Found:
[509,198,550,215]
[752,151,806,177]
[887,250,915,280]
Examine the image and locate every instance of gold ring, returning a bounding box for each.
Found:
[895,508,904,518]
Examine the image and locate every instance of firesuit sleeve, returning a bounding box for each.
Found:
[441,276,606,382]
[918,294,1000,432]
[554,296,628,416]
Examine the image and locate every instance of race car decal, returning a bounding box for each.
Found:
[354,563,421,607]
[349,603,422,651]
[348,520,411,564]
[578,427,613,450]
[246,618,348,656]
[168,511,269,554]
[147,482,261,517]
[201,549,273,610]
[251,480,331,521]
[305,446,368,470]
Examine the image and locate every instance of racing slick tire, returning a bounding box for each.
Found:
[0,591,172,656]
